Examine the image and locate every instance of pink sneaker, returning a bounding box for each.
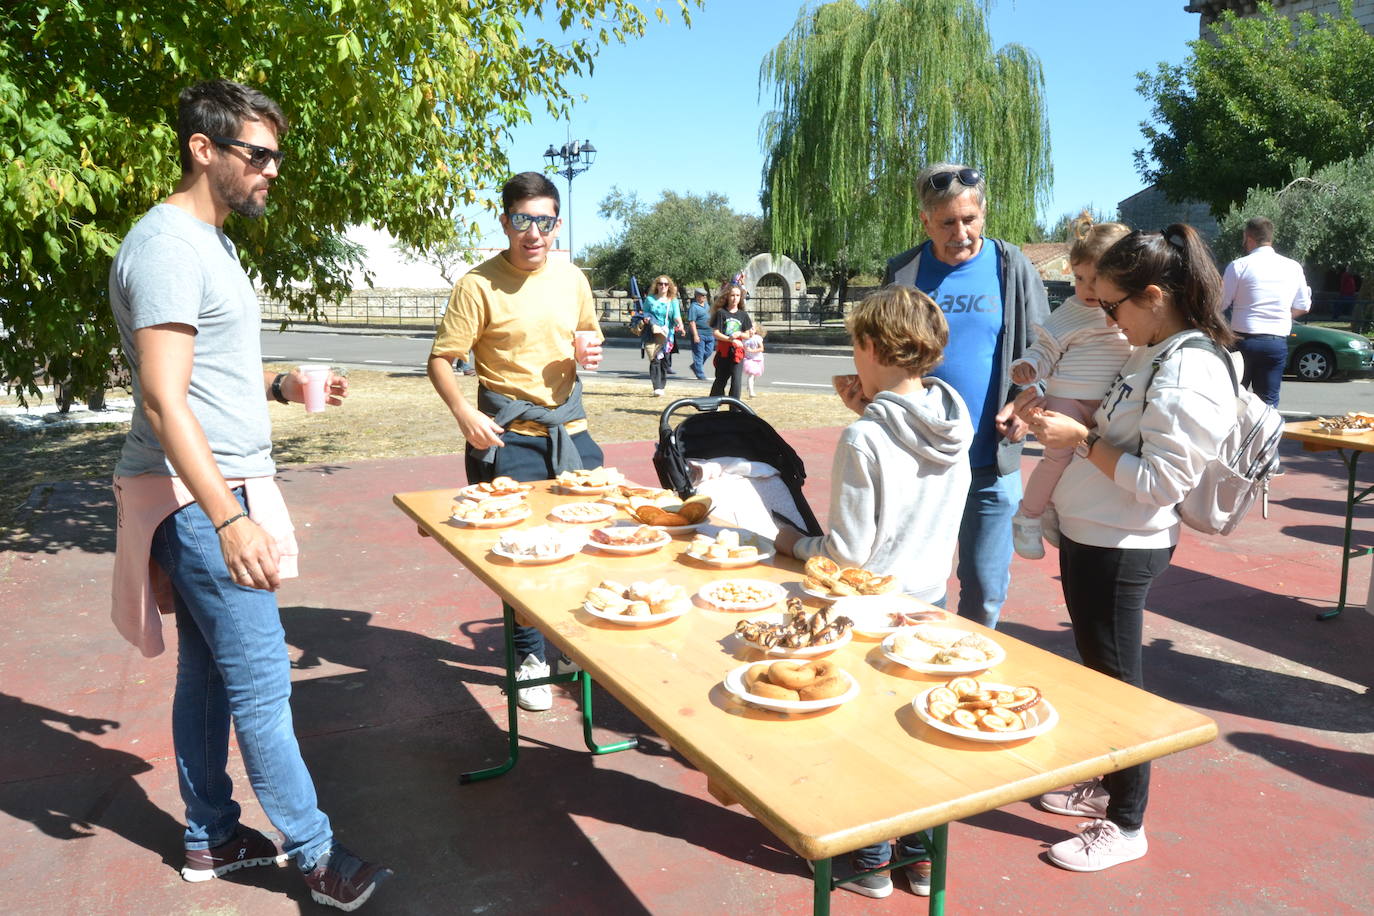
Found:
[1048,820,1147,872]
[1039,779,1108,817]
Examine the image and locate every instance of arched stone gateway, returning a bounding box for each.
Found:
[740,253,808,319]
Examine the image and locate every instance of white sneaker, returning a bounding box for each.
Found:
[1047,820,1147,872]
[515,654,552,711]
[1041,505,1061,548]
[555,654,581,676]
[652,389,665,397]
[1012,513,1045,560]
[1039,779,1108,817]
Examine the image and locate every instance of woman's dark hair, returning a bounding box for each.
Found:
[501,171,560,214]
[1096,223,1236,348]
[177,80,287,174]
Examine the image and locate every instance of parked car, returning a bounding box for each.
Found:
[1287,323,1374,381]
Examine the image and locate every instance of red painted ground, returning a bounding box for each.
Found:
[1,432,1371,915]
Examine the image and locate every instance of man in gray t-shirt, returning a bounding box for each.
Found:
[108,79,389,910]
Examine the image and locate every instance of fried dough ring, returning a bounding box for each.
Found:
[808,660,837,680]
[768,660,818,690]
[804,556,839,584]
[799,673,848,701]
[744,663,772,690]
[750,681,801,701]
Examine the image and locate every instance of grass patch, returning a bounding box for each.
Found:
[1,367,852,535]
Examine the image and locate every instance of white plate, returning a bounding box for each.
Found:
[586,527,672,554]
[490,543,581,565]
[548,502,617,524]
[456,483,532,501]
[832,595,946,637]
[881,626,1006,675]
[685,545,775,569]
[582,600,690,627]
[912,683,1058,743]
[450,505,533,528]
[697,579,788,612]
[723,662,860,713]
[734,612,853,656]
[556,478,623,494]
[801,585,839,603]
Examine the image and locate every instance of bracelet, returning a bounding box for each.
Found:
[214,510,248,533]
[270,373,289,404]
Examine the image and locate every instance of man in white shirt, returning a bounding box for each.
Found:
[1221,217,1311,407]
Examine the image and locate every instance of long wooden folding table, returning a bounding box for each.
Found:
[394,482,1217,915]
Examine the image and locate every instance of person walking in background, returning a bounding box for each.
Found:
[1221,217,1310,408]
[686,287,713,380]
[708,283,753,400]
[883,163,1048,630]
[107,79,390,911]
[1015,224,1237,873]
[742,325,767,398]
[1009,218,1132,560]
[427,171,604,711]
[1335,267,1359,324]
[643,274,684,396]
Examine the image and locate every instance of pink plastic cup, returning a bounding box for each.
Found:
[299,365,329,413]
[574,330,601,370]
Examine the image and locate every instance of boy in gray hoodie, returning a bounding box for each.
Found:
[775,285,972,607]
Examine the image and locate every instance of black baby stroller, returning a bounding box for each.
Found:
[653,396,823,537]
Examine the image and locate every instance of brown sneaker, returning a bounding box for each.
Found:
[302,844,393,911]
[182,825,288,882]
[904,859,932,896]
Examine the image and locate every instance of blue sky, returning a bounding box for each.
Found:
[497,1,1203,257]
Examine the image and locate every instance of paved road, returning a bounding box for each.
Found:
[261,326,1371,418]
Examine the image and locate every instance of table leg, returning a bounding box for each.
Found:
[1319,449,1373,621]
[927,823,948,916]
[461,603,522,784]
[811,857,832,916]
[578,671,639,755]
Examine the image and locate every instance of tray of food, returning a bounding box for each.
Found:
[554,467,626,494]
[831,595,946,637]
[912,676,1056,743]
[802,556,898,599]
[1316,414,1374,435]
[586,524,672,554]
[882,625,1005,674]
[490,526,585,564]
[697,578,788,612]
[450,499,533,527]
[456,477,534,500]
[723,659,859,712]
[734,599,852,656]
[582,578,692,626]
[598,484,678,509]
[684,528,772,567]
[548,501,618,525]
[623,494,712,531]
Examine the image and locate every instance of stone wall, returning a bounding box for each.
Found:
[1185,0,1374,37]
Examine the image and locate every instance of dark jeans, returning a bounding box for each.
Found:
[1236,333,1287,408]
[649,354,667,391]
[690,337,712,377]
[1058,535,1175,831]
[709,351,745,399]
[465,428,604,662]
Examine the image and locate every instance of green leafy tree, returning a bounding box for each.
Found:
[0,0,697,407]
[1215,149,1374,280]
[585,187,761,291]
[759,0,1052,291]
[1136,0,1374,216]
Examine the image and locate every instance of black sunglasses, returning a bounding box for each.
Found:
[1099,293,1131,320]
[928,168,983,192]
[210,136,285,169]
[508,212,558,234]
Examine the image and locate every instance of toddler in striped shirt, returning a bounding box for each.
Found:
[1011,218,1133,559]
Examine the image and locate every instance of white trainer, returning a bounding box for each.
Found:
[1048,820,1147,872]
[1041,505,1061,548]
[515,654,552,711]
[1039,779,1108,817]
[1012,513,1045,560]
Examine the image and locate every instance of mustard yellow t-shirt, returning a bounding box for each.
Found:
[431,252,601,436]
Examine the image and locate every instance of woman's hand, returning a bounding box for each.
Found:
[1024,408,1090,449]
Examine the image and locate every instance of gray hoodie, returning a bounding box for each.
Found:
[793,379,973,602]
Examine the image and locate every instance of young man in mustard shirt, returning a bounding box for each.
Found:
[427,171,604,711]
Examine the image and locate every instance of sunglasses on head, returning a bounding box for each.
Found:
[1099,293,1132,320]
[507,212,558,234]
[927,167,982,192]
[210,136,285,169]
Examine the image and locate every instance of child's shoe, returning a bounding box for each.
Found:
[1012,513,1045,560]
[1041,505,1061,548]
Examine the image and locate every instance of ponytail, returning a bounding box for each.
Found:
[1097,223,1235,348]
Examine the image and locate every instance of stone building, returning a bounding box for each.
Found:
[1183,0,1374,36]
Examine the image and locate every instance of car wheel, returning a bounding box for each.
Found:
[1291,344,1334,381]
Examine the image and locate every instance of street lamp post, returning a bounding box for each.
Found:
[543,139,597,261]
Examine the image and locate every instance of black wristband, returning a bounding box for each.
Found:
[214,510,248,533]
[271,373,289,404]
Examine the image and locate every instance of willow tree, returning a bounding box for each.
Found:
[760,0,1051,285]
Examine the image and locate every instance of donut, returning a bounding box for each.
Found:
[744,663,772,690]
[799,673,849,701]
[768,660,818,690]
[751,681,801,701]
[808,660,837,681]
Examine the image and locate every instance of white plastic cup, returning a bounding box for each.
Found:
[299,365,329,413]
[574,330,601,371]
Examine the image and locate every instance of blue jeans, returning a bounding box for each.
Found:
[690,337,712,378]
[465,428,604,663]
[151,490,332,869]
[955,465,1020,629]
[1236,334,1287,408]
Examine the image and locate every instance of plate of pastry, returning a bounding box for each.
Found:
[882,625,1005,674]
[723,660,859,713]
[912,677,1056,743]
[581,578,693,626]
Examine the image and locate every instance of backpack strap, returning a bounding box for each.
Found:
[1136,332,1238,456]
